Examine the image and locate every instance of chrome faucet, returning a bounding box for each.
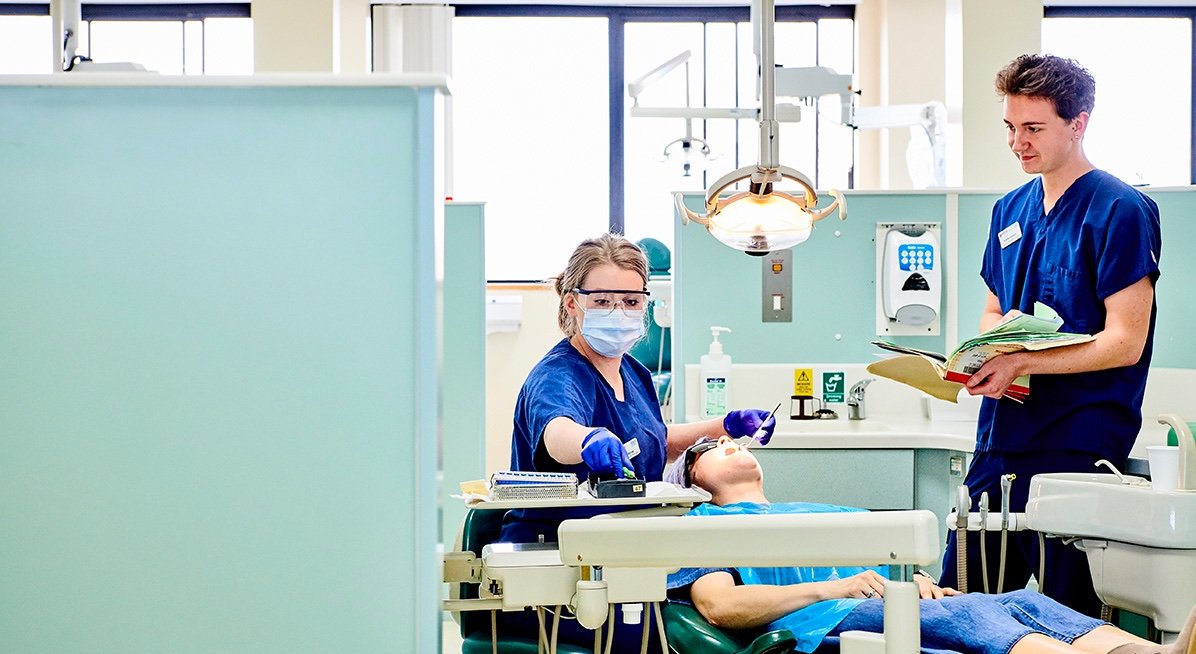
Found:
[847,378,875,420]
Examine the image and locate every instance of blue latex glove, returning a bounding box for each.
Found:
[580,428,634,478]
[723,409,778,446]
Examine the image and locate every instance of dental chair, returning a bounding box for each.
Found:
[661,602,797,653]
[450,507,798,654]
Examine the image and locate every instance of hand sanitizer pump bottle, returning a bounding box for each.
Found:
[700,327,732,418]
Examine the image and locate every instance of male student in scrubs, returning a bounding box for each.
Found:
[940,54,1162,616]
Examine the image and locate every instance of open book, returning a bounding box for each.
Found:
[868,312,1095,403]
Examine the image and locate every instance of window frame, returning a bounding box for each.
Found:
[451,3,855,235]
[1044,4,1196,185]
[1,3,251,75]
[0,3,249,20]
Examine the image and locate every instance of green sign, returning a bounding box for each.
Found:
[822,371,845,404]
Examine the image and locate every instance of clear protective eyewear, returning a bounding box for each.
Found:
[572,288,651,316]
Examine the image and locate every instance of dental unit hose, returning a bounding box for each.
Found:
[979,492,990,594]
[1037,531,1047,594]
[998,473,1015,594]
[955,485,970,593]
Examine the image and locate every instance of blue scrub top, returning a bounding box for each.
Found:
[979,169,1161,458]
[667,501,888,654]
[499,338,668,544]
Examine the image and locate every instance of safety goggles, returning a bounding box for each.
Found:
[572,288,650,316]
[682,438,720,487]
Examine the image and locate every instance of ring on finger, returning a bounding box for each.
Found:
[864,591,876,598]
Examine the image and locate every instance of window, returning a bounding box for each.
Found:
[450,5,854,281]
[452,15,610,282]
[0,4,252,75]
[1044,8,1193,186]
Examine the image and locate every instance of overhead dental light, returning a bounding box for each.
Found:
[660,116,713,178]
[629,51,718,178]
[675,0,845,256]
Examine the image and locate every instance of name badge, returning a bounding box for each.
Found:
[998,222,1022,249]
[624,437,641,459]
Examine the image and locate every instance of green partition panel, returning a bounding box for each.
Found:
[442,202,486,548]
[0,80,443,653]
[955,192,1005,335]
[674,191,948,420]
[955,187,1196,369]
[676,185,1196,421]
[1141,189,1196,369]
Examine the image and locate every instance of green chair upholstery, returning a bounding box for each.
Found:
[452,508,798,654]
[661,602,798,654]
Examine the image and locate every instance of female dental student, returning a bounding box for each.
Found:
[493,233,776,652]
[499,233,777,544]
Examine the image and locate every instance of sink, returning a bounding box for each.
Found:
[1026,472,1196,632]
[1026,472,1196,549]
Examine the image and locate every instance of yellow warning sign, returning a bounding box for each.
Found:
[793,368,814,396]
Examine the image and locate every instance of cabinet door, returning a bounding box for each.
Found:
[753,449,914,509]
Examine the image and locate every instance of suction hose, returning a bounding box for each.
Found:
[955,485,970,594]
[997,474,1016,594]
[979,492,990,594]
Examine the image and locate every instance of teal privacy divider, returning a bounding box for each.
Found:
[674,185,1196,420]
[1139,188,1196,369]
[953,187,1196,369]
[443,202,486,548]
[673,191,949,420]
[0,78,444,653]
[953,192,1005,334]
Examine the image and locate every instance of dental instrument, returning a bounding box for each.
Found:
[997,473,1015,594]
[738,401,782,449]
[955,484,970,593]
[979,492,990,594]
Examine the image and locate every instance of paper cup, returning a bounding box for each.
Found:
[1147,445,1180,492]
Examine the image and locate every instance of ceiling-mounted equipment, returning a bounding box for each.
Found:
[674,0,845,256]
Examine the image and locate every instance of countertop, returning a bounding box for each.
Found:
[756,414,977,452]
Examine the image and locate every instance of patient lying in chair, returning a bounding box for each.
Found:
[663,436,1196,654]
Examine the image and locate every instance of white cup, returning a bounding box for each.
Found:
[1147,445,1180,492]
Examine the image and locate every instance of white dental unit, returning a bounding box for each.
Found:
[1024,415,1196,637]
[444,483,941,654]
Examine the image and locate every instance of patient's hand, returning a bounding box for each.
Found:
[914,573,961,600]
[830,571,889,600]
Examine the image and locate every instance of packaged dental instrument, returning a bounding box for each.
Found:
[489,471,579,501]
[868,311,1094,403]
[700,326,733,418]
[586,472,646,499]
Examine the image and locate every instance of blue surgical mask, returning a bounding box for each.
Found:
[581,309,646,358]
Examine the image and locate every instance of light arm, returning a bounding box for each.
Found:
[690,568,891,630]
[691,571,829,630]
[541,415,594,465]
[977,290,1008,333]
[665,418,728,461]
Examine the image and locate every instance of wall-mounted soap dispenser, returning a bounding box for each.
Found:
[876,223,941,336]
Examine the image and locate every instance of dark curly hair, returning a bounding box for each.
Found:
[995,54,1095,121]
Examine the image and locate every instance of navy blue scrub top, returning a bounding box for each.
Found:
[499,338,668,544]
[978,169,1161,459]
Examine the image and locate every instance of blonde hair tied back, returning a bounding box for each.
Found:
[554,233,649,337]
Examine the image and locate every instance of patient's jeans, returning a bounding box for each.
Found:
[826,589,1105,654]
